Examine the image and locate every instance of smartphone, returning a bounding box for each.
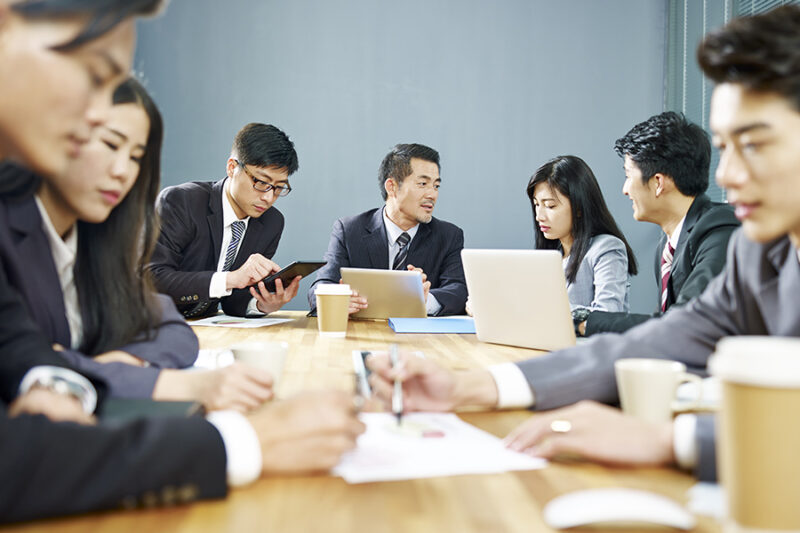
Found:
[257,261,326,292]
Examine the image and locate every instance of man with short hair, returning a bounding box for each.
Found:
[308,143,467,316]
[367,4,800,481]
[579,111,739,336]
[149,123,301,318]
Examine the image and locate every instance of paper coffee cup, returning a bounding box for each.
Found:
[614,358,702,423]
[315,283,351,337]
[229,341,288,385]
[710,336,800,533]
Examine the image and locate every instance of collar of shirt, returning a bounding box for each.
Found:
[382,206,419,245]
[222,178,251,231]
[34,195,78,277]
[668,214,687,251]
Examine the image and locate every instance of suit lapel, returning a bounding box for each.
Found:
[365,208,389,268]
[207,179,226,266]
[7,198,72,345]
[668,195,711,300]
[407,221,433,270]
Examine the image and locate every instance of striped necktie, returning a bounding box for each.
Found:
[392,232,411,270]
[223,220,246,271]
[660,241,675,312]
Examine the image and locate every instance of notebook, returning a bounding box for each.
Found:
[461,249,576,351]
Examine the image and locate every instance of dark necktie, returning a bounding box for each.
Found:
[392,232,410,270]
[223,220,246,271]
[660,241,675,312]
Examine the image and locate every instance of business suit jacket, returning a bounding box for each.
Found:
[308,208,468,315]
[0,406,227,523]
[149,178,284,318]
[516,229,800,480]
[0,193,198,398]
[585,194,739,335]
[565,234,631,312]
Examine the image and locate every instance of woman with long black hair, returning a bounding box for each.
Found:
[527,155,638,325]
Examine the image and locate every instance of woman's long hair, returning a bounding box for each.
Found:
[526,155,638,284]
[75,78,164,355]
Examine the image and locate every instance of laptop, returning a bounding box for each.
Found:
[461,249,576,351]
[340,267,427,319]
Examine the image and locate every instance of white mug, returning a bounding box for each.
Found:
[614,358,702,423]
[229,341,288,385]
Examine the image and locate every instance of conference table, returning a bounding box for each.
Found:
[9,311,720,532]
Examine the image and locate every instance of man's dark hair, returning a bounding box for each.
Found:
[12,0,164,51]
[698,4,800,112]
[232,123,299,175]
[614,111,711,197]
[378,143,440,201]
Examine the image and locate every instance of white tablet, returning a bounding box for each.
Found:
[340,267,426,320]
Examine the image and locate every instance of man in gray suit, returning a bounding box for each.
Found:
[367,4,800,482]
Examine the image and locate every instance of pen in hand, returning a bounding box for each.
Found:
[390,344,403,425]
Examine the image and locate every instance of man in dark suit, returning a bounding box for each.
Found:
[308,143,467,316]
[577,111,740,336]
[149,123,300,318]
[366,4,800,482]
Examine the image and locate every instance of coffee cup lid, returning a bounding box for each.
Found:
[315,283,351,295]
[709,336,800,389]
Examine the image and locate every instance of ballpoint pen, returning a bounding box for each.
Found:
[390,343,403,425]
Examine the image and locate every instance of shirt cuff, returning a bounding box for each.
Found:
[18,366,98,414]
[487,363,535,408]
[206,410,262,487]
[209,272,233,299]
[246,297,265,317]
[673,414,698,470]
[426,293,443,316]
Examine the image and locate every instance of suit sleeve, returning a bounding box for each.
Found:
[516,232,747,411]
[148,189,215,305]
[694,414,718,482]
[0,409,227,523]
[307,219,350,311]
[428,226,467,315]
[221,216,284,317]
[0,263,107,403]
[585,240,629,313]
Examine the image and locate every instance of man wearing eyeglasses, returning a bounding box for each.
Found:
[149,123,300,318]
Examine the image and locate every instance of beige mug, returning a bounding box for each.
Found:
[315,283,351,337]
[229,341,288,386]
[710,336,800,533]
[614,358,703,423]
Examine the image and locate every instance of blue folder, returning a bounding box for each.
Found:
[388,317,476,334]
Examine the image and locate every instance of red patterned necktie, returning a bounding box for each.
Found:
[660,241,675,312]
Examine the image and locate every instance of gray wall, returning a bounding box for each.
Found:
[136,0,666,312]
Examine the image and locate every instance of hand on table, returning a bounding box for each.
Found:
[406,264,431,302]
[247,390,366,474]
[94,350,148,366]
[227,253,278,290]
[252,275,301,314]
[503,400,675,467]
[365,351,498,412]
[8,387,95,425]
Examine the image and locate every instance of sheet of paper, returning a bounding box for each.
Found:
[190,315,292,329]
[333,412,546,483]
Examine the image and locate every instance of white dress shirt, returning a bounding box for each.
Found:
[209,180,262,316]
[382,207,442,315]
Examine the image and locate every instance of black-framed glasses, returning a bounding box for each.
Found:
[235,159,292,197]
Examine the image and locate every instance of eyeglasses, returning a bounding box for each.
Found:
[235,159,292,197]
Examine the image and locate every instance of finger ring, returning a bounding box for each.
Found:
[550,420,572,433]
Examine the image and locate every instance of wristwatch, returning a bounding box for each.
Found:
[571,307,592,337]
[18,366,97,414]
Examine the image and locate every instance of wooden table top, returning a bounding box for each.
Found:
[9,311,719,532]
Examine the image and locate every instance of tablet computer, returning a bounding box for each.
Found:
[340,267,426,319]
[259,261,326,292]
